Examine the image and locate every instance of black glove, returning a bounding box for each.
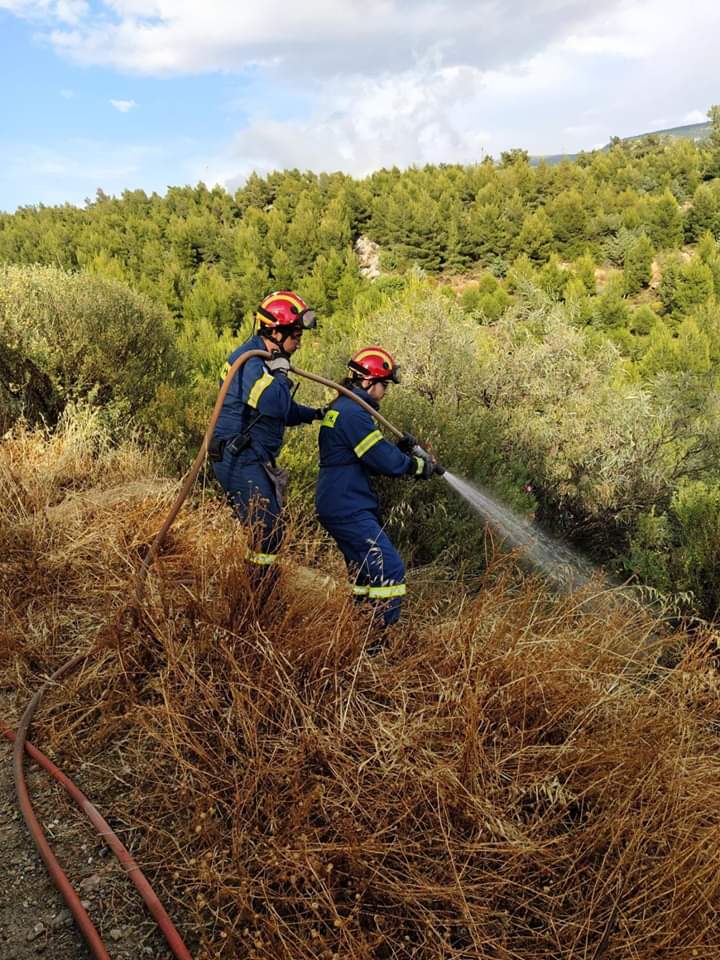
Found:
[313,404,332,421]
[267,354,290,375]
[396,432,417,455]
[411,447,436,480]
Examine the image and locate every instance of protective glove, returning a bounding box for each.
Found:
[313,403,332,421]
[396,432,418,455]
[411,446,436,480]
[267,354,291,375]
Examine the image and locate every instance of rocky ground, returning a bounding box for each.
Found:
[0,695,174,959]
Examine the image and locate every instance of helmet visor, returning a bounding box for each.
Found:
[300,308,317,330]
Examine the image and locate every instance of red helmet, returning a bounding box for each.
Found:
[348,346,400,384]
[256,291,316,331]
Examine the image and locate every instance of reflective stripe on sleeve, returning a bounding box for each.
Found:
[414,456,424,475]
[322,409,339,428]
[367,583,406,599]
[354,429,383,458]
[352,584,369,596]
[247,551,277,566]
[247,371,274,408]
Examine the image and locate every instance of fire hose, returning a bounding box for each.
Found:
[12,347,443,959]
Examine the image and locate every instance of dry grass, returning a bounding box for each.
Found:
[2,415,720,959]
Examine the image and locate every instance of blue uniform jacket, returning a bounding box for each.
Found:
[315,387,416,522]
[213,333,317,462]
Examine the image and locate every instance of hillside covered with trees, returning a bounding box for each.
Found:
[2,107,720,619]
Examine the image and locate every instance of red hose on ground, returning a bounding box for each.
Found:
[8,351,273,958]
[12,654,111,959]
[3,722,193,960]
[9,347,411,957]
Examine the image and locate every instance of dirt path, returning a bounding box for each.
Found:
[0,695,174,959]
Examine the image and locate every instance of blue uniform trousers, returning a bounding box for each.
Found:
[212,452,283,565]
[319,510,406,626]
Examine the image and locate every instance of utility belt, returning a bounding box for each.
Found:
[210,433,287,508]
[209,433,277,467]
[208,432,253,462]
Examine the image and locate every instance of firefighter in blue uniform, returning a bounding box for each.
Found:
[316,346,436,629]
[210,290,323,574]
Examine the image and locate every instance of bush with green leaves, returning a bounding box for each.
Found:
[630,480,720,615]
[0,264,179,431]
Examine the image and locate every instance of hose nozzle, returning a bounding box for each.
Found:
[411,444,445,477]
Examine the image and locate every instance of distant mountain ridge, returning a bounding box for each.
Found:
[535,119,712,166]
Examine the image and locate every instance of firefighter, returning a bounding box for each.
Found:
[315,346,436,630]
[210,291,323,573]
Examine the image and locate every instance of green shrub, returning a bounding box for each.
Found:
[0,264,179,429]
[670,479,720,613]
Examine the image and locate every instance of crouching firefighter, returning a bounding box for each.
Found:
[210,291,323,582]
[315,346,437,632]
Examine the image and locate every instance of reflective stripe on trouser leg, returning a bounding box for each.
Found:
[247,551,277,566]
[319,510,405,627]
[367,582,407,599]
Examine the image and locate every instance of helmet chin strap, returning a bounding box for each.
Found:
[265,328,292,355]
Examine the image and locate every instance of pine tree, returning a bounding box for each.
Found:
[443,209,471,273]
[270,248,294,291]
[592,274,630,329]
[516,209,553,263]
[233,256,271,323]
[183,264,237,335]
[684,184,719,242]
[538,254,568,300]
[564,277,594,326]
[573,251,597,294]
[640,320,677,376]
[646,190,683,249]
[284,194,320,275]
[236,172,271,214]
[661,259,715,315]
[623,233,654,295]
[703,104,720,180]
[547,189,588,258]
[676,317,711,373]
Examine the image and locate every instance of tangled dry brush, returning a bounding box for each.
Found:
[2,412,720,960]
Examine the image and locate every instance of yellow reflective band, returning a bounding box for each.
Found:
[368,583,407,599]
[354,429,382,458]
[247,551,277,566]
[352,584,369,596]
[220,361,230,382]
[414,456,424,475]
[322,409,339,428]
[263,292,304,313]
[247,371,274,409]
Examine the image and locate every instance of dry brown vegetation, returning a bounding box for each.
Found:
[2,413,720,960]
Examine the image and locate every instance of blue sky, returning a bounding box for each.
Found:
[0,0,718,212]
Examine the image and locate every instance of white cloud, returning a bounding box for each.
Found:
[11,0,624,76]
[3,0,719,206]
[206,0,720,187]
[110,98,137,112]
[562,33,649,58]
[683,109,708,125]
[0,0,87,24]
